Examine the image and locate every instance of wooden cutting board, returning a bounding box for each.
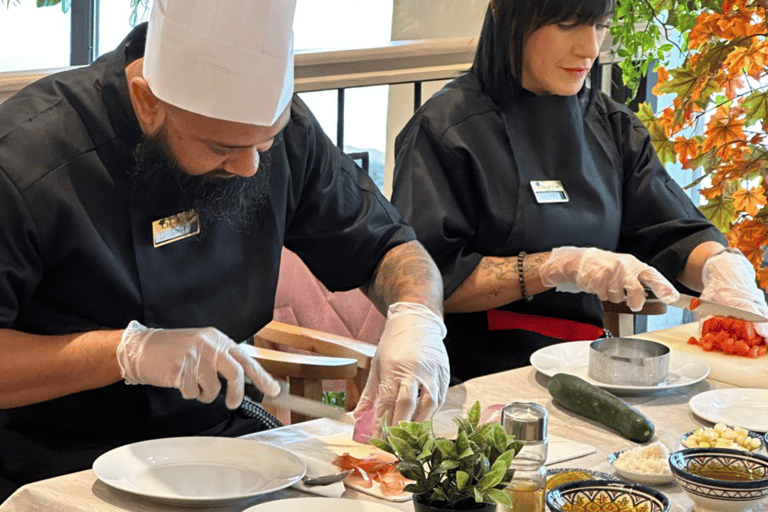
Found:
[637,323,767,389]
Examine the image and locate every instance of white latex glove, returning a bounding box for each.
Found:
[701,249,768,338]
[540,246,680,311]
[353,302,449,438]
[116,320,280,409]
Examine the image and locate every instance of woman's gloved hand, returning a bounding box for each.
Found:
[116,320,280,409]
[353,302,449,439]
[540,246,680,311]
[701,249,768,338]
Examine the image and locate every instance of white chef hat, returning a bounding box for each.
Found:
[143,0,296,126]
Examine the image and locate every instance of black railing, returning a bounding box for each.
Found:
[70,0,97,66]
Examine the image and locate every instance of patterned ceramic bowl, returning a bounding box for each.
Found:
[669,448,768,512]
[546,468,618,491]
[546,479,669,512]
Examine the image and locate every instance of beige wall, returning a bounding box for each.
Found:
[383,0,487,197]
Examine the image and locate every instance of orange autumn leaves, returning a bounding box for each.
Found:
[639,0,768,288]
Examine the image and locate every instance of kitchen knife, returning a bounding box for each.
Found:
[646,291,768,323]
[244,379,355,424]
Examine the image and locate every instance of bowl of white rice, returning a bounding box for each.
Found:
[608,441,674,485]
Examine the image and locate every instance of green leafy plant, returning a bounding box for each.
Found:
[369,402,522,510]
[610,0,719,98]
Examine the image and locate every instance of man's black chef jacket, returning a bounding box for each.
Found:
[0,24,414,492]
[391,72,726,382]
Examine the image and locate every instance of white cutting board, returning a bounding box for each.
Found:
[638,323,767,389]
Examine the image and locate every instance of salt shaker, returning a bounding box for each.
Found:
[501,402,548,512]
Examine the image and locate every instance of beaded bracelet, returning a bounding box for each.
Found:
[518,251,534,302]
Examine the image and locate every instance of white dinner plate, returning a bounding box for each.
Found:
[93,437,305,506]
[244,497,403,512]
[530,341,709,394]
[688,388,768,433]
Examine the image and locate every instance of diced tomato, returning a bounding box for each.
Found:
[690,297,701,310]
[719,337,736,354]
[733,340,750,357]
[727,319,748,340]
[688,315,767,358]
[713,330,729,345]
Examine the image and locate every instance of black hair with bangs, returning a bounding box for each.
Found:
[471,0,614,106]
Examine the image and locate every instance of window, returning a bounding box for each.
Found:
[294,0,393,188]
[0,2,71,71]
[0,1,482,192]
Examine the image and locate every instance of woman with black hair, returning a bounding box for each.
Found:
[391,0,768,382]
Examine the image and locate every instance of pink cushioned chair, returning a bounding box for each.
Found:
[272,248,386,344]
[247,248,385,423]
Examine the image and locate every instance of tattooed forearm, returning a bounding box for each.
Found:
[363,240,444,316]
[444,251,554,313]
[479,257,517,281]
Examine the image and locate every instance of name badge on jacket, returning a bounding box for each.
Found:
[152,210,200,247]
[530,180,569,203]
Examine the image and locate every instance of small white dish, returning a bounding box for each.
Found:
[689,389,768,432]
[607,448,674,485]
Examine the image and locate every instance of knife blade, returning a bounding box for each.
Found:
[244,379,355,424]
[646,291,768,323]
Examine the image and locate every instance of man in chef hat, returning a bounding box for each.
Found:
[0,0,449,500]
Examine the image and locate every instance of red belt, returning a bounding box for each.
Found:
[487,309,607,341]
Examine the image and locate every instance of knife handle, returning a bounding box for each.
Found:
[243,380,265,403]
[218,375,267,403]
[242,377,292,403]
[644,288,664,302]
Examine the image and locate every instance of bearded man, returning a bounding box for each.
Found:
[0,0,449,501]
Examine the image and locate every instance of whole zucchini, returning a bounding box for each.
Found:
[548,372,655,442]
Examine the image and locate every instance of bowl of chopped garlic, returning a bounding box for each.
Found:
[681,424,764,453]
[608,442,674,485]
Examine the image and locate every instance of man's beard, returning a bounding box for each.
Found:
[128,126,270,232]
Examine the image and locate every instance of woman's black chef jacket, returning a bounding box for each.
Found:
[0,24,414,491]
[391,72,725,383]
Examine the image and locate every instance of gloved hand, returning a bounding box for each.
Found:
[540,246,680,311]
[116,321,280,409]
[701,249,768,338]
[353,302,449,438]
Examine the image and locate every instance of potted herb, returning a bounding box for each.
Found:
[370,402,522,511]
